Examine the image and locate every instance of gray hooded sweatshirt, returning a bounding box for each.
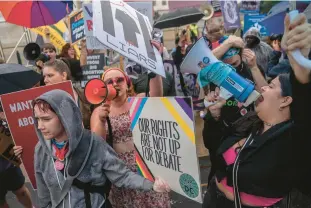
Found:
[33,90,153,208]
[243,27,273,74]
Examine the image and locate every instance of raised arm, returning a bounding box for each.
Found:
[282,14,311,84]
[242,49,268,91]
[212,35,244,59]
[146,41,164,97]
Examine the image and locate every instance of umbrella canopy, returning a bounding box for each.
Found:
[0,1,72,28]
[0,64,42,95]
[154,7,204,29]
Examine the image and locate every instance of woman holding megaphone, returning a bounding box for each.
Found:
[90,41,171,208]
[203,13,311,208]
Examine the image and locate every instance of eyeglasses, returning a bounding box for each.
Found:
[104,77,125,85]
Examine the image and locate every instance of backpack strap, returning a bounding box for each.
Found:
[71,119,114,208]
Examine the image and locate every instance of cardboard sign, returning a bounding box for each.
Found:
[81,54,106,88]
[93,0,165,77]
[0,81,75,188]
[69,10,85,44]
[83,3,107,50]
[244,14,268,36]
[129,97,202,203]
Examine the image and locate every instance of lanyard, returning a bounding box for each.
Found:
[232,133,253,208]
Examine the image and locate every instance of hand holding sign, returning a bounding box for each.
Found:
[153,177,171,193]
[13,146,23,159]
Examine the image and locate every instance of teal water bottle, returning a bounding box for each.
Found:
[197,62,260,106]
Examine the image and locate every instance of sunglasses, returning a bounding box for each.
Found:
[104,77,125,85]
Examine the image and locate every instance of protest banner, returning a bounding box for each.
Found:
[129,97,202,203]
[244,14,268,36]
[81,53,106,88]
[69,10,85,45]
[0,101,21,166]
[220,1,241,31]
[83,3,107,50]
[0,81,74,188]
[93,0,165,77]
[240,0,261,14]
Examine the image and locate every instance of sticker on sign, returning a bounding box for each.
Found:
[93,0,165,77]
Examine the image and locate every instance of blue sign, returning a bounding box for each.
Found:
[244,14,269,36]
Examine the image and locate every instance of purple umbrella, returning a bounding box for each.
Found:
[0,1,73,28]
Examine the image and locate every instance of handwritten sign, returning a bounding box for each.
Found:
[69,10,85,44]
[0,82,74,188]
[81,54,106,88]
[93,0,165,77]
[129,97,202,203]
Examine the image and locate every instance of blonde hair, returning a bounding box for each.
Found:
[44,59,72,80]
[102,67,135,97]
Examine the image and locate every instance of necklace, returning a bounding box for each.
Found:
[52,143,69,171]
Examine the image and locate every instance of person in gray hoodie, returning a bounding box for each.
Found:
[32,89,170,208]
[243,27,273,74]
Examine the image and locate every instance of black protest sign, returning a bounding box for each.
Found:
[81,54,106,88]
[69,10,85,44]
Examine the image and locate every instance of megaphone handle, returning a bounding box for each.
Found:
[288,10,311,70]
[106,117,113,148]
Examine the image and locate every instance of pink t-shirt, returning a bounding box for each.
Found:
[221,147,283,207]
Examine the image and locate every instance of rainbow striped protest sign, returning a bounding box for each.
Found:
[128,97,202,203]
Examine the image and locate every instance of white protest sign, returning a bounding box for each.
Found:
[82,3,107,50]
[93,0,165,77]
[128,2,153,24]
[129,97,202,203]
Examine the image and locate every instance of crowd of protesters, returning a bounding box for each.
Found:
[0,9,311,208]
